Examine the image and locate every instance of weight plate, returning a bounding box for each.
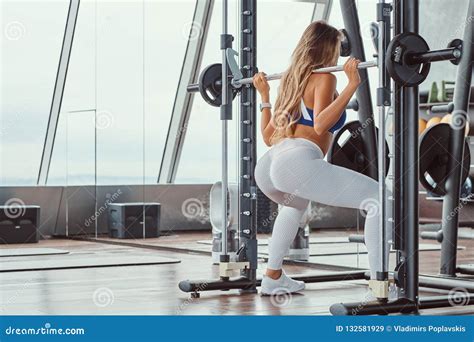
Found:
[386,32,431,87]
[327,120,390,178]
[419,123,470,196]
[199,63,223,107]
[447,38,463,65]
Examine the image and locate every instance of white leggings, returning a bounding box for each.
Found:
[255,137,391,279]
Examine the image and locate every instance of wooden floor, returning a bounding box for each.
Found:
[0,229,472,315]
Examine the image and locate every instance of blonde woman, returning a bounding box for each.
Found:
[254,21,390,295]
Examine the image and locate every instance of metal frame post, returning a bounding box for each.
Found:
[439,0,474,276]
[237,0,258,290]
[340,0,378,180]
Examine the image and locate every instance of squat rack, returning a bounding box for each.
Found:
[179,0,474,315]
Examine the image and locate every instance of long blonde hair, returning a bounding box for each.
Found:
[271,21,342,144]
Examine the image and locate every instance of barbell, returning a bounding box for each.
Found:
[188,33,463,107]
[188,61,377,107]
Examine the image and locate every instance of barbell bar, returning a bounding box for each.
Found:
[186,60,378,93]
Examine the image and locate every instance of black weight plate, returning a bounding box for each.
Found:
[327,120,390,177]
[199,63,223,107]
[448,38,462,65]
[386,32,431,87]
[419,123,470,196]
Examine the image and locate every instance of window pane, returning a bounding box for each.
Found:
[175,0,240,184]
[0,0,69,185]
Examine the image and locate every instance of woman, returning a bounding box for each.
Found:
[253,21,391,295]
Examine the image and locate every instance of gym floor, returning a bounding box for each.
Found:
[0,229,472,315]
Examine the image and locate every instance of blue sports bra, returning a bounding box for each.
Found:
[296,100,346,133]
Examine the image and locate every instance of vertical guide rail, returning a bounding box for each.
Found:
[396,0,419,306]
[220,0,230,260]
[238,0,258,290]
[440,0,474,276]
[376,0,391,284]
[340,0,377,180]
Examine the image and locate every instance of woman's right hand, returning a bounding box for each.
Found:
[253,72,270,100]
[343,57,361,87]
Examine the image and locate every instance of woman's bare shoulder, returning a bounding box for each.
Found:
[308,72,336,88]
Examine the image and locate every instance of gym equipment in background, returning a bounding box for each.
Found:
[179,0,384,300]
[0,205,40,244]
[107,203,160,239]
[419,123,471,196]
[327,120,391,178]
[187,61,377,107]
[385,33,462,86]
[209,182,239,264]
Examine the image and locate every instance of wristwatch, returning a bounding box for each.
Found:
[260,103,272,112]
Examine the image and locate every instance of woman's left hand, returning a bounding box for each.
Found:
[253,72,270,99]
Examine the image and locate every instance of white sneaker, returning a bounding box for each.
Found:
[261,270,305,295]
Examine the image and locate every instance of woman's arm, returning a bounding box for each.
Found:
[253,73,274,146]
[312,58,361,135]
